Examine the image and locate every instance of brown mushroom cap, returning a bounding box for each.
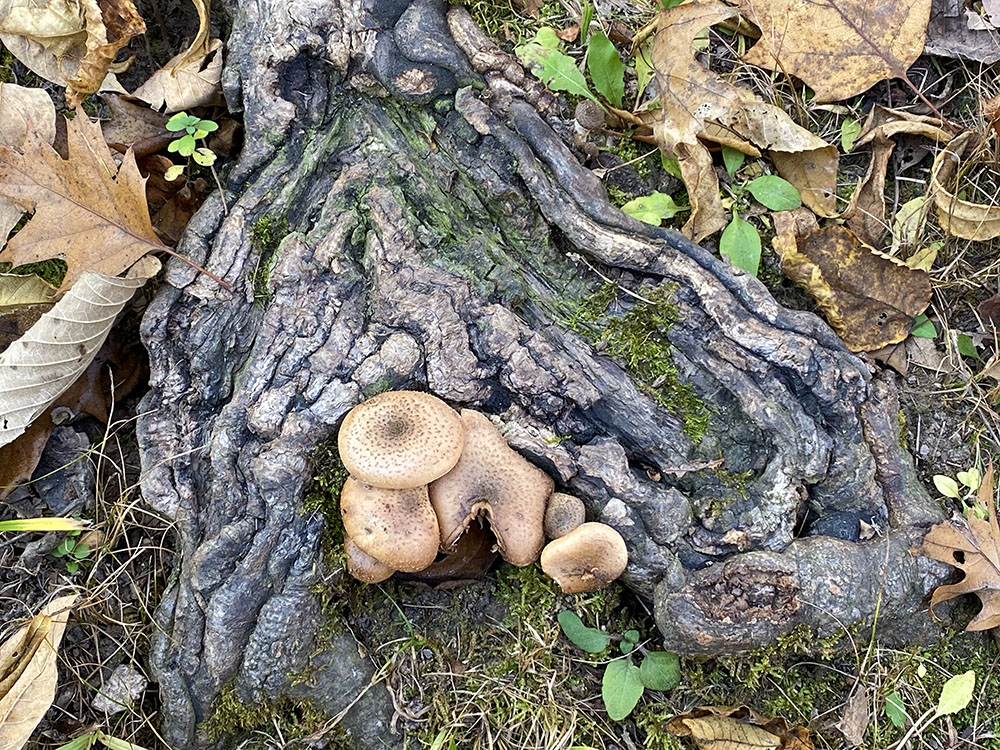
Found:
[338,390,464,489]
[340,477,440,572]
[429,409,553,566]
[345,537,395,583]
[540,522,628,594]
[544,493,586,539]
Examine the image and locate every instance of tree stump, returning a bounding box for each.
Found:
[136,0,952,745]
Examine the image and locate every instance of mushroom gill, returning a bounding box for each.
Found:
[429,409,553,567]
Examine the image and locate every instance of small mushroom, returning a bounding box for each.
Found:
[340,477,440,572]
[338,390,464,489]
[540,522,628,594]
[544,493,586,539]
[429,409,553,566]
[345,536,395,583]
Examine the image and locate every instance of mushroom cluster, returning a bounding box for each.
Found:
[336,391,628,592]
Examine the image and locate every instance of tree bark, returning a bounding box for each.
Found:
[136,0,952,745]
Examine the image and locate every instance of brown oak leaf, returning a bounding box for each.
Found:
[918,464,1000,632]
[0,114,164,292]
[667,705,815,749]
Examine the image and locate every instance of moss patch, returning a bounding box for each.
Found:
[0,259,68,288]
[570,282,710,441]
[248,214,290,305]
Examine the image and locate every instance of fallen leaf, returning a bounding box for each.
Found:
[64,0,145,107]
[132,37,224,113]
[0,115,165,292]
[0,83,55,243]
[141,155,209,245]
[0,255,159,449]
[773,225,931,352]
[924,0,1000,64]
[0,595,78,750]
[871,340,908,375]
[917,463,1000,631]
[0,0,135,102]
[666,706,815,750]
[890,197,930,255]
[905,244,938,271]
[0,274,58,313]
[100,93,169,148]
[736,0,933,102]
[647,4,838,239]
[170,0,210,69]
[930,130,1000,240]
[837,684,869,746]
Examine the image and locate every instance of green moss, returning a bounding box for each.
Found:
[494,564,561,630]
[302,439,350,566]
[460,0,566,44]
[204,684,352,749]
[605,135,656,180]
[569,283,710,441]
[606,183,631,208]
[248,215,290,305]
[634,705,687,750]
[0,259,68,288]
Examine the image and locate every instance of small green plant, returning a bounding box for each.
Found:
[558,610,681,721]
[164,111,219,182]
[719,174,802,277]
[51,529,92,574]
[932,466,988,519]
[56,730,146,750]
[840,117,862,152]
[892,670,976,746]
[911,313,937,338]
[621,191,687,225]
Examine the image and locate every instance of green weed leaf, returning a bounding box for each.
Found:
[164,164,185,181]
[193,147,217,167]
[165,112,198,132]
[97,733,148,750]
[634,40,654,102]
[558,610,611,653]
[957,468,981,490]
[957,333,980,359]
[719,214,762,276]
[194,119,218,133]
[602,659,645,720]
[66,560,80,573]
[745,175,801,211]
[721,147,744,178]
[586,32,624,108]
[935,670,975,717]
[56,735,98,750]
[933,475,961,498]
[619,629,640,654]
[661,154,682,179]
[910,314,936,338]
[638,651,681,691]
[884,692,907,728]
[73,543,91,559]
[841,118,861,152]
[516,33,598,104]
[621,192,684,225]
[0,517,85,533]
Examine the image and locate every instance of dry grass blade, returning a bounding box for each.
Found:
[0,115,165,292]
[0,595,78,750]
[0,255,160,449]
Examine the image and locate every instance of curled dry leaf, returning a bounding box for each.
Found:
[666,705,815,750]
[736,0,932,102]
[930,130,1000,240]
[132,36,224,113]
[0,115,165,292]
[917,464,1000,632]
[0,595,78,750]
[0,83,55,244]
[647,4,837,240]
[0,0,143,105]
[0,255,160,449]
[772,222,931,352]
[0,274,58,314]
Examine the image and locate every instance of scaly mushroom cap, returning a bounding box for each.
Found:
[345,537,395,583]
[338,390,464,489]
[544,493,586,539]
[429,409,553,566]
[540,522,628,594]
[340,477,440,572]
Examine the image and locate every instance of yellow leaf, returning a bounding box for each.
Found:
[666,706,815,750]
[0,274,58,314]
[737,0,933,102]
[930,131,1000,241]
[0,595,78,750]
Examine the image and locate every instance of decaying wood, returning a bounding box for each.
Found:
[136,0,952,745]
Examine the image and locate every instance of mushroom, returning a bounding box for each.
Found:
[338,390,464,489]
[340,477,440,572]
[429,409,553,566]
[544,493,586,539]
[345,536,395,583]
[540,522,628,594]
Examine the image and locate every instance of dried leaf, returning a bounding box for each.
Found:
[648,4,838,239]
[0,255,159,449]
[132,37,224,113]
[666,706,815,750]
[0,595,78,750]
[64,0,145,107]
[0,115,164,292]
[0,275,58,313]
[930,131,1000,240]
[837,685,869,746]
[918,464,1000,631]
[773,225,931,352]
[100,94,169,148]
[737,0,933,102]
[890,197,930,255]
[0,83,55,243]
[924,0,1000,64]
